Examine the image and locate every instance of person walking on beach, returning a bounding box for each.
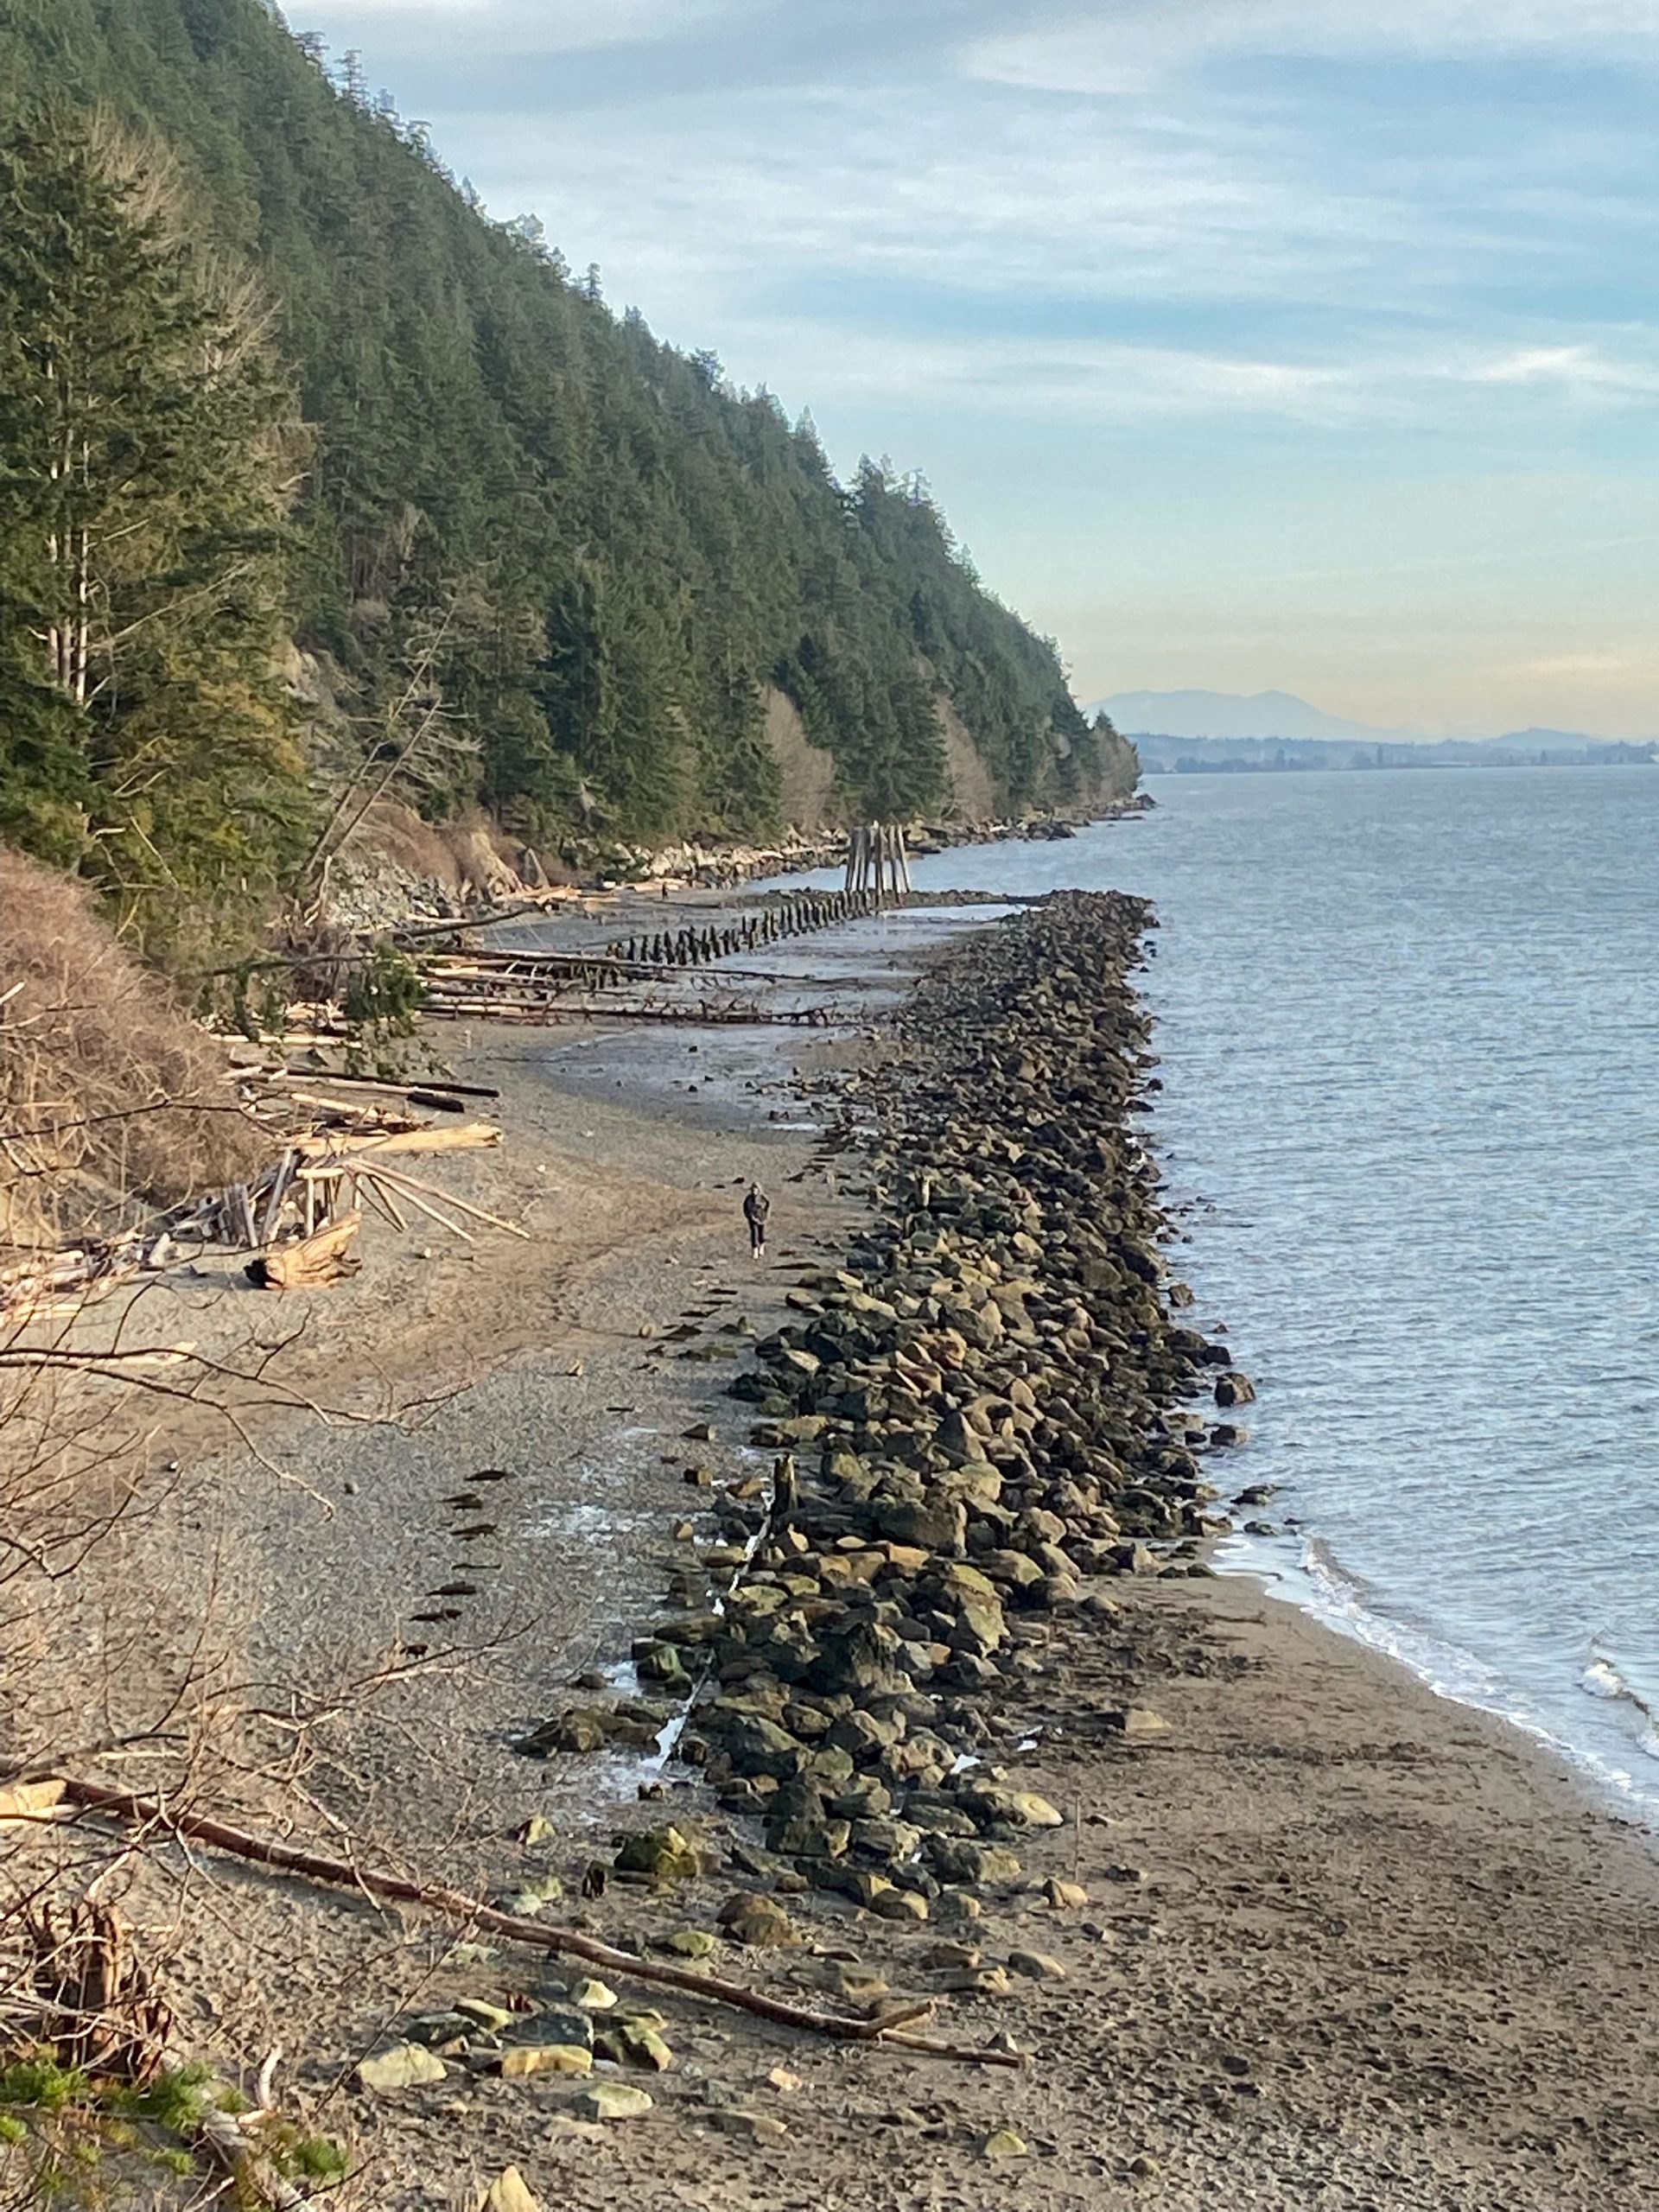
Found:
[743,1180,770,1258]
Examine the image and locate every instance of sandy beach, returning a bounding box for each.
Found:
[30,893,1659,2212]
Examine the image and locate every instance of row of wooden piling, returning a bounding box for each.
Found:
[602,885,879,970]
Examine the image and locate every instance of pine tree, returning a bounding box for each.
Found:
[0,105,310,957]
[0,3,1135,898]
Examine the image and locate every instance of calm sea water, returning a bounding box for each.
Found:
[815,768,1659,1815]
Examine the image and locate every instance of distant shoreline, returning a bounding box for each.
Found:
[1136,742,1657,774]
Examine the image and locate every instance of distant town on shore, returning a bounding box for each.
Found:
[1087,690,1657,773]
[1131,731,1657,773]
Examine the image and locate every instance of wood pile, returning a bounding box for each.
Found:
[0,1062,518,1320]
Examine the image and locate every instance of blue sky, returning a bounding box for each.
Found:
[293,2,1659,735]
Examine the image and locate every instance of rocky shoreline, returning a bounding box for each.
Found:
[39,878,1659,2209]
[324,797,1154,938]
[531,890,1249,1927]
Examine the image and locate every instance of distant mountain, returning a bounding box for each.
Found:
[1090,689,1408,741]
[1486,727,1594,747]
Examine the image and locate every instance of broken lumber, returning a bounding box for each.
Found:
[361,1165,530,1239]
[296,1122,501,1161]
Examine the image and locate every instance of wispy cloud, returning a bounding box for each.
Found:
[1465,344,1659,395]
[291,1,1659,730]
[698,320,1659,430]
[968,2,1659,93]
[303,0,760,53]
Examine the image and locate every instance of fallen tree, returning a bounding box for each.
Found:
[46,1779,1022,2070]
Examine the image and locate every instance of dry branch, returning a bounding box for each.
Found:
[55,1781,1022,2068]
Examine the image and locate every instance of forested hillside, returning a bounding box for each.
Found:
[0,0,1134,957]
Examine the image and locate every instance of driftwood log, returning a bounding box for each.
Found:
[245,1211,362,1289]
[55,1779,1022,2069]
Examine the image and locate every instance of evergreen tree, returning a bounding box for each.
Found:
[0,0,1139,931]
[0,103,308,957]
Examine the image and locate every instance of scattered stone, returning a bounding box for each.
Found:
[612,1825,705,1883]
[717,1891,799,1948]
[940,1966,1013,1998]
[795,1960,890,2005]
[357,2043,447,2093]
[402,2011,472,2050]
[1042,1878,1090,1910]
[571,1978,619,2011]
[658,1927,718,1961]
[595,2021,674,2070]
[498,2044,593,2079]
[1007,1948,1067,1981]
[526,2009,594,2050]
[1103,1705,1171,1740]
[476,2167,540,2212]
[575,2082,654,2121]
[982,2128,1029,2161]
[869,1888,928,1923]
[701,2107,790,2145]
[925,1836,1022,1888]
[922,1941,981,1971]
[499,1877,564,1917]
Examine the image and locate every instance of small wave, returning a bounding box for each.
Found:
[1294,1536,1512,1710]
[1217,1527,1659,1819]
[1581,1643,1659,1745]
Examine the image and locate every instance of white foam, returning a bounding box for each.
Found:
[1582,1656,1626,1701]
[1217,1528,1659,1827]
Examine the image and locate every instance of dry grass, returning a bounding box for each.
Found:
[0,850,268,1255]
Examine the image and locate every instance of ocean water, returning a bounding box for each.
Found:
[795,768,1659,1817]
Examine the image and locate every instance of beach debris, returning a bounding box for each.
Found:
[50,1777,1020,2067]
[244,1211,362,1290]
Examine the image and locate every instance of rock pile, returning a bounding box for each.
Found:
[626,891,1244,1912]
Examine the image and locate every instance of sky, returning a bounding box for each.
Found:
[292,2,1659,736]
